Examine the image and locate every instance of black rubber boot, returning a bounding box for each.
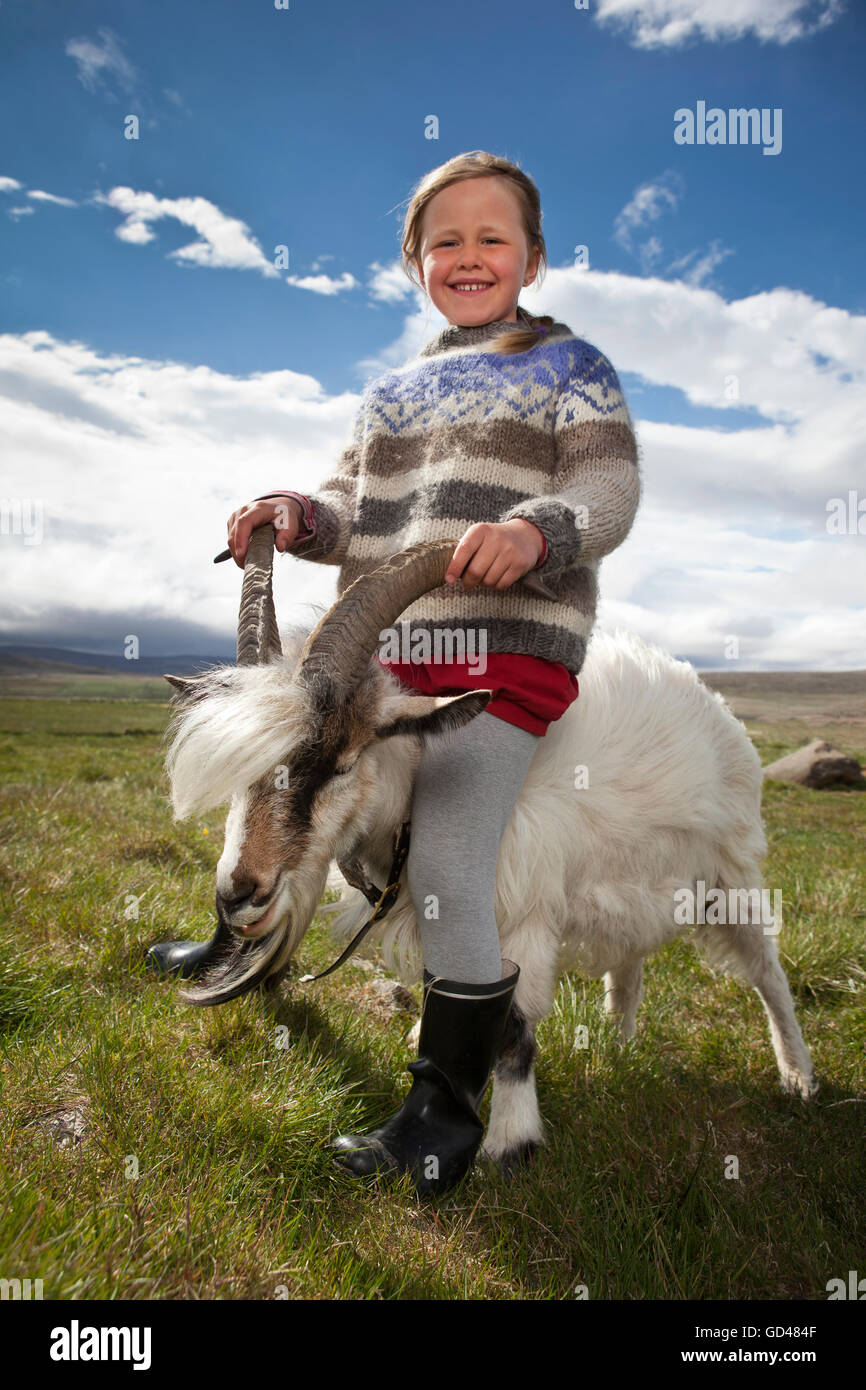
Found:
[145,920,233,980]
[331,959,520,1195]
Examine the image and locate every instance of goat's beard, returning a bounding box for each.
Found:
[179,917,291,1006]
[180,854,331,1007]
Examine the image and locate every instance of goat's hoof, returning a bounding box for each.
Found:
[781,1070,819,1100]
[489,1141,538,1177]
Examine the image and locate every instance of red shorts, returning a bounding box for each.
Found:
[376,651,579,736]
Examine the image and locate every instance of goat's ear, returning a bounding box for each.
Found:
[374,688,492,742]
[163,673,211,706]
[164,670,239,706]
[163,674,190,694]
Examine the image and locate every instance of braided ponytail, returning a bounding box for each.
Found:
[489,310,556,356]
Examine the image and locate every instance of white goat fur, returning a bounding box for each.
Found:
[165,623,817,1163]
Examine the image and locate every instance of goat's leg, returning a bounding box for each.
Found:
[696,916,817,1099]
[481,1001,543,1172]
[405,920,555,1172]
[603,955,645,1040]
[484,1002,542,1170]
[408,988,544,1170]
[480,923,559,1170]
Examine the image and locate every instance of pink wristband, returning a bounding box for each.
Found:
[254,491,317,542]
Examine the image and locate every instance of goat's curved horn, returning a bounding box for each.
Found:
[295,538,460,696]
[237,524,282,666]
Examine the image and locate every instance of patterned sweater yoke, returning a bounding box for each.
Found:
[284,304,642,675]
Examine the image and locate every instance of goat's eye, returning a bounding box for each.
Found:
[333,759,358,778]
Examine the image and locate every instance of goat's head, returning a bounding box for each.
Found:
[162,528,493,1006]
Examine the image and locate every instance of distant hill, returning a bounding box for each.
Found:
[696,668,866,729]
[0,645,234,677]
[698,669,866,696]
[1,643,864,718]
[1,644,864,688]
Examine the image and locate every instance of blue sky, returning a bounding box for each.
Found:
[1,0,864,669]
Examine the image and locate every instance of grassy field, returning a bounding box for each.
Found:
[0,669,864,1300]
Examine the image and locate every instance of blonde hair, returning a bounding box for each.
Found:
[400,150,555,356]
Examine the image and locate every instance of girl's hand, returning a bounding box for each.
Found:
[227,496,302,569]
[445,519,545,591]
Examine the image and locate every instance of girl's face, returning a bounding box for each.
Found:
[415,175,541,327]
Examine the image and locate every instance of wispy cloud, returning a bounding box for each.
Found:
[614,174,733,286]
[666,238,734,287]
[27,190,78,208]
[2,178,78,220]
[162,87,189,111]
[94,186,280,276]
[595,0,845,50]
[65,27,137,96]
[614,172,684,260]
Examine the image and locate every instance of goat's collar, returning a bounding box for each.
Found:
[297,820,412,984]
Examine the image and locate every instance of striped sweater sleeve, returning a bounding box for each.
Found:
[278,421,362,568]
[498,346,641,573]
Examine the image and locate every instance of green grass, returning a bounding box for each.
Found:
[0,668,181,702]
[0,691,863,1300]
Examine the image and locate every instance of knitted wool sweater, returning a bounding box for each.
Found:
[271,305,641,675]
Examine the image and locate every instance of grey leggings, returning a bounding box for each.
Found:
[406,711,540,984]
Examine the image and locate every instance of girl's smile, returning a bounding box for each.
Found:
[449,282,495,296]
[416,174,540,327]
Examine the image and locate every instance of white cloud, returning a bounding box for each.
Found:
[7,206,34,219]
[530,267,866,428]
[93,186,280,277]
[355,289,434,375]
[0,261,863,668]
[595,0,845,49]
[0,330,362,650]
[0,176,24,193]
[367,260,416,304]
[27,190,78,208]
[65,27,137,94]
[519,266,865,666]
[284,271,359,296]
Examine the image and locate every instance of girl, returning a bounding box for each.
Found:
[230,151,641,1192]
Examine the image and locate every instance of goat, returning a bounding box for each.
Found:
[161,527,816,1172]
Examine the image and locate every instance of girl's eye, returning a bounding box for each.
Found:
[438,238,501,247]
